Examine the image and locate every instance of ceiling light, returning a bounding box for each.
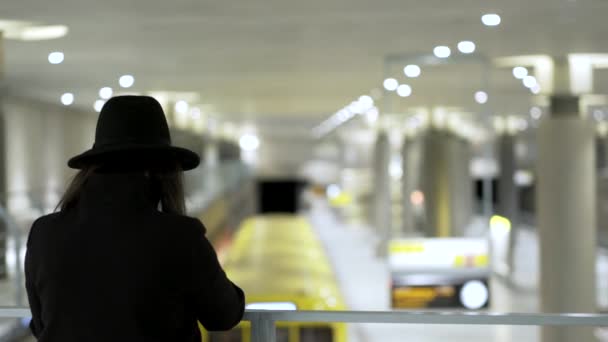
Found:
[348,101,364,114]
[530,84,541,94]
[358,95,374,110]
[403,64,421,78]
[523,75,537,88]
[457,41,476,54]
[474,91,488,104]
[13,25,68,41]
[239,134,260,151]
[338,109,351,121]
[48,51,64,64]
[99,87,113,100]
[512,66,528,79]
[433,46,451,58]
[397,84,412,97]
[516,118,529,131]
[530,106,543,120]
[175,100,189,114]
[61,93,74,106]
[94,100,105,113]
[365,107,379,124]
[383,78,399,91]
[481,14,501,27]
[119,75,135,88]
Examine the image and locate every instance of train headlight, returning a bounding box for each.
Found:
[459,280,489,310]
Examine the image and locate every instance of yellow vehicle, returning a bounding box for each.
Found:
[201,214,347,342]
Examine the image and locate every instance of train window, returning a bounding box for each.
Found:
[299,326,333,342]
[208,329,241,342]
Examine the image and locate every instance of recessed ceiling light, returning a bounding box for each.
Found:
[48,51,64,64]
[516,118,529,131]
[338,109,351,121]
[358,95,374,109]
[0,21,68,41]
[366,107,379,124]
[433,46,451,58]
[530,106,543,120]
[457,41,476,54]
[475,91,488,104]
[61,93,74,106]
[99,87,113,100]
[175,100,189,114]
[403,64,421,78]
[5,24,69,41]
[530,84,541,94]
[523,75,537,88]
[94,100,105,112]
[239,134,260,151]
[481,14,501,27]
[383,78,399,91]
[119,75,135,88]
[512,66,528,79]
[397,84,412,97]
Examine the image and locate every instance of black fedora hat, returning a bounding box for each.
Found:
[68,95,200,170]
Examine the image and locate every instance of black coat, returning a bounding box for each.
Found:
[25,172,245,341]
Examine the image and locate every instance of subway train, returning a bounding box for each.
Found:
[201,215,347,342]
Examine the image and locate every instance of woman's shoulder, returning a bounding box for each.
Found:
[151,211,208,236]
[27,212,67,246]
[31,212,65,230]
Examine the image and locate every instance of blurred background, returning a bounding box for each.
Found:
[0,1,608,341]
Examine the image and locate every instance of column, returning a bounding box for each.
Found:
[496,133,518,275]
[448,134,473,236]
[420,130,472,237]
[538,94,596,342]
[0,32,8,278]
[41,109,65,213]
[420,130,450,237]
[373,131,391,255]
[596,136,608,172]
[400,137,415,235]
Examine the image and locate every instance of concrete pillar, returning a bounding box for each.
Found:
[0,32,8,278]
[420,130,450,237]
[596,136,608,172]
[448,135,473,236]
[400,137,415,235]
[420,130,472,237]
[41,110,64,213]
[373,131,391,254]
[538,95,596,342]
[496,134,518,275]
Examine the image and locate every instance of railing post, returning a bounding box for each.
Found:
[250,312,275,342]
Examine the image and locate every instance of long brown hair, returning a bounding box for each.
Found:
[57,164,186,215]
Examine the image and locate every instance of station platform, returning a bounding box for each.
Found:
[307,203,608,342]
[7,204,608,341]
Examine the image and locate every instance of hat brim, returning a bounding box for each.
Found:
[67,143,200,171]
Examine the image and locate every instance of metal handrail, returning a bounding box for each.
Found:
[2,307,608,341]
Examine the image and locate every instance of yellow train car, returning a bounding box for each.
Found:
[201,214,347,342]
